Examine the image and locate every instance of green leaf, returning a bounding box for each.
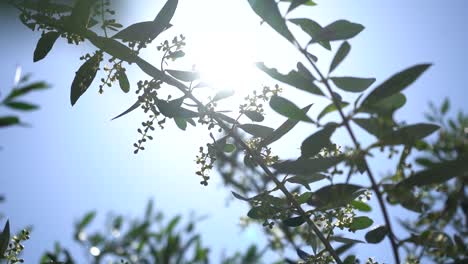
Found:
[247,206,280,220]
[286,173,327,190]
[344,256,357,264]
[365,225,388,244]
[398,155,468,187]
[112,21,169,42]
[0,116,20,128]
[155,98,198,118]
[4,101,38,111]
[256,62,323,95]
[68,0,94,30]
[33,31,60,62]
[329,41,350,73]
[361,64,431,107]
[0,220,10,256]
[270,95,313,122]
[441,98,450,114]
[301,124,336,158]
[166,69,200,82]
[331,236,365,244]
[239,124,274,138]
[351,200,371,212]
[283,216,306,227]
[70,52,101,106]
[260,104,312,146]
[349,216,373,230]
[244,110,264,122]
[359,93,407,116]
[5,81,49,101]
[174,117,187,130]
[273,155,344,175]
[111,100,140,120]
[379,123,439,146]
[154,0,178,26]
[223,144,236,153]
[331,77,375,92]
[77,211,96,230]
[289,18,331,50]
[213,89,235,101]
[247,0,294,42]
[286,0,316,13]
[353,117,394,138]
[313,20,364,43]
[317,101,349,120]
[307,183,364,209]
[231,191,251,202]
[118,71,130,93]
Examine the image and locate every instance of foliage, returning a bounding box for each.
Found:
[5,0,467,263]
[39,200,264,264]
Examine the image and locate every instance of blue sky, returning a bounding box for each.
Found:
[1,0,467,262]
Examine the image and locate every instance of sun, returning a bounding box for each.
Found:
[188,29,263,101]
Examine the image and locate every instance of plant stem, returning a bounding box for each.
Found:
[299,47,401,264]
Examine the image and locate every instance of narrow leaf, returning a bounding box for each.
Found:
[289,18,331,50]
[244,110,264,122]
[4,101,38,111]
[70,52,101,106]
[329,41,350,73]
[349,216,373,230]
[379,123,439,146]
[33,31,60,62]
[286,0,316,13]
[331,77,375,92]
[118,71,130,93]
[256,62,323,95]
[213,89,235,101]
[361,64,431,107]
[398,155,468,187]
[247,0,294,42]
[301,124,336,158]
[273,155,344,175]
[239,124,274,138]
[365,225,388,244]
[317,101,349,120]
[270,95,312,122]
[313,20,364,43]
[0,220,10,256]
[5,81,49,101]
[166,69,200,82]
[174,117,187,130]
[286,173,327,190]
[0,116,20,127]
[260,104,312,146]
[283,216,306,227]
[307,183,364,209]
[112,100,140,120]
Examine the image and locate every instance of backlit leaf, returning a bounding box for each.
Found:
[112,100,140,120]
[244,110,264,122]
[5,81,49,101]
[270,95,313,122]
[77,211,96,230]
[329,41,350,73]
[313,20,364,43]
[289,18,331,50]
[398,155,468,187]
[174,117,187,130]
[273,155,344,175]
[349,216,373,230]
[301,124,336,158]
[33,31,60,62]
[166,69,200,82]
[118,71,130,93]
[283,216,306,227]
[286,173,327,190]
[213,89,235,101]
[286,0,316,13]
[4,101,38,111]
[331,77,375,92]
[256,62,323,95]
[379,123,439,146]
[70,52,101,106]
[0,220,10,256]
[308,183,364,209]
[239,124,274,138]
[0,116,20,128]
[248,0,294,42]
[260,105,312,146]
[317,101,349,120]
[113,21,170,43]
[365,225,388,244]
[361,64,431,107]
